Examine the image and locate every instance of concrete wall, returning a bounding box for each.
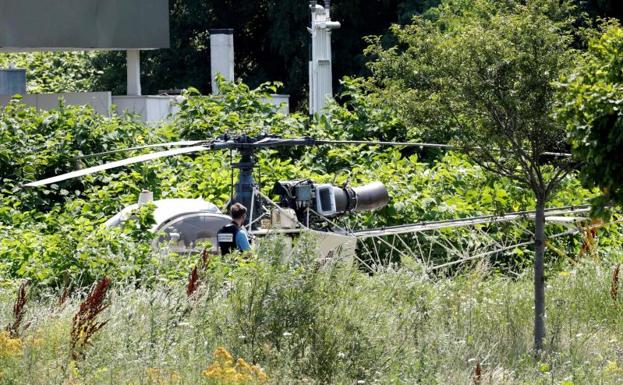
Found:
[113,95,179,122]
[0,92,112,115]
[0,92,290,122]
[262,94,290,115]
[0,0,169,50]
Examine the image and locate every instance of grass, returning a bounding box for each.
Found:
[1,239,623,384]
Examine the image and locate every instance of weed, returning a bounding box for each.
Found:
[611,264,620,301]
[69,277,110,360]
[186,266,199,297]
[5,280,29,338]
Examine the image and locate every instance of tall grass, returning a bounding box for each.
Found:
[1,236,623,384]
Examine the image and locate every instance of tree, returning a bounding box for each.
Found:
[559,21,623,216]
[365,0,578,352]
[581,0,623,20]
[91,0,441,106]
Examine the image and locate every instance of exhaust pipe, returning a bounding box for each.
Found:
[273,180,389,218]
[333,181,389,213]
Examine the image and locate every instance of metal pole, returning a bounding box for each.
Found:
[308,1,340,115]
[233,148,256,226]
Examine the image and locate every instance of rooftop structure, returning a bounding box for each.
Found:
[0,0,291,120]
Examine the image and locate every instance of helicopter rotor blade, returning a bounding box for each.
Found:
[75,140,207,159]
[314,139,455,149]
[313,139,571,156]
[23,145,211,188]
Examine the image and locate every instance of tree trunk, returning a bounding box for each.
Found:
[534,197,546,354]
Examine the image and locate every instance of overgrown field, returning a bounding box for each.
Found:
[0,67,619,385]
[2,6,623,383]
[1,236,623,384]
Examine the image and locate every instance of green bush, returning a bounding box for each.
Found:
[558,20,623,216]
[0,52,100,93]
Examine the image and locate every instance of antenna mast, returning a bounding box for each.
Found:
[308,0,340,115]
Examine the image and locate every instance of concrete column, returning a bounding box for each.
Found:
[126,49,141,96]
[210,29,235,94]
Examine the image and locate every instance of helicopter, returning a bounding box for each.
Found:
[23,133,594,268]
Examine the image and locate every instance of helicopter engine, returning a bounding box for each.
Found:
[272,180,389,224]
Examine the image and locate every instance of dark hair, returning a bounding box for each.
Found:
[230,203,247,220]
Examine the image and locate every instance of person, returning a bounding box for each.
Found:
[217,202,251,255]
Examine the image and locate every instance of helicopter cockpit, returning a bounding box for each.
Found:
[105,193,231,253]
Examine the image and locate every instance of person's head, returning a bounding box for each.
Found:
[230,203,247,225]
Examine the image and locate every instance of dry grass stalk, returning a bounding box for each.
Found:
[5,281,29,338]
[187,266,199,297]
[58,286,71,308]
[611,264,620,301]
[473,360,482,385]
[201,248,211,270]
[70,277,110,360]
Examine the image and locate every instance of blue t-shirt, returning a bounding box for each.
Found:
[235,229,251,251]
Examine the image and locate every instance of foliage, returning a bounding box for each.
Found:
[580,0,623,20]
[559,20,623,217]
[0,52,100,94]
[363,0,587,351]
[0,73,600,287]
[173,79,306,139]
[1,244,623,383]
[88,0,622,106]
[91,0,445,106]
[315,76,409,142]
[365,0,577,196]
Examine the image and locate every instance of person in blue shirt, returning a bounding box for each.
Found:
[217,203,251,254]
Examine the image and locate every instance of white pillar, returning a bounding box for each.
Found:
[126,49,141,96]
[210,29,235,94]
[308,1,340,115]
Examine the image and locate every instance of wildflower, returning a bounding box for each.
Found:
[146,368,181,385]
[0,331,22,358]
[202,347,267,384]
[282,331,292,337]
[604,360,623,375]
